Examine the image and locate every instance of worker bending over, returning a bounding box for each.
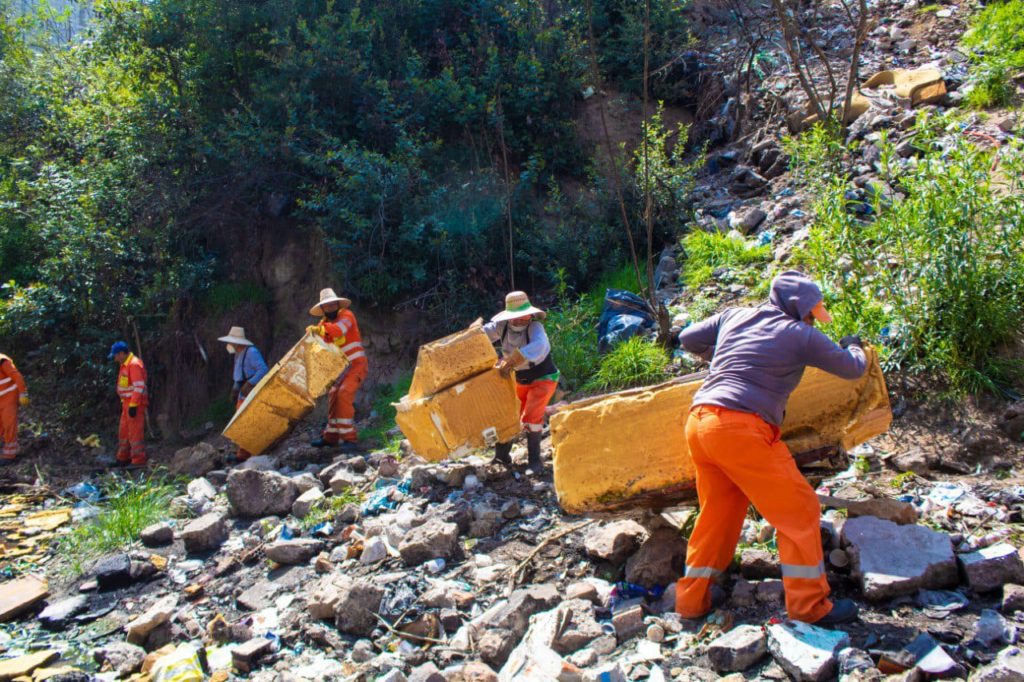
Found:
[675,270,866,625]
[109,341,148,467]
[308,288,368,453]
[0,353,29,464]
[483,291,559,473]
[218,326,269,463]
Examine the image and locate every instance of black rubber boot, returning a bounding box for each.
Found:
[493,441,513,467]
[526,432,543,472]
[813,598,859,625]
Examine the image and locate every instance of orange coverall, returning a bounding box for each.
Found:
[677,405,831,623]
[0,354,28,460]
[317,309,368,444]
[116,353,148,465]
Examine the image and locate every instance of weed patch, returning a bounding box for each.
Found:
[584,336,670,392]
[962,0,1024,108]
[361,373,413,452]
[678,231,771,288]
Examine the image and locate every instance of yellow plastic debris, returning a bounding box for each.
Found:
[395,368,520,461]
[407,322,497,400]
[552,347,892,516]
[223,332,350,455]
[861,68,947,106]
[149,643,204,682]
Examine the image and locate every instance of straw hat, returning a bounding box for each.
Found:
[491,291,546,323]
[218,326,253,346]
[309,288,352,316]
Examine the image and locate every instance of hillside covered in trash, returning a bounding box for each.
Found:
[2,0,1024,681]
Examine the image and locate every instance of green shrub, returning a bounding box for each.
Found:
[584,336,669,392]
[202,282,271,314]
[782,122,853,186]
[678,231,772,288]
[962,0,1024,109]
[965,61,1014,109]
[361,372,413,452]
[796,114,1024,394]
[586,262,643,314]
[547,272,602,392]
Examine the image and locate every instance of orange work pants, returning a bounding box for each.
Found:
[515,379,558,433]
[323,358,368,444]
[0,398,18,460]
[677,405,830,623]
[117,402,147,465]
[235,398,251,461]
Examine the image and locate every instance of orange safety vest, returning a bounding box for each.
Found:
[0,354,27,402]
[117,353,148,407]
[317,310,367,364]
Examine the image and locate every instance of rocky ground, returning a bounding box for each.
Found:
[3,0,1024,681]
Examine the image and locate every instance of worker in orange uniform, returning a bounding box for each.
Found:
[483,291,559,474]
[109,341,148,466]
[675,271,866,625]
[0,353,29,464]
[307,288,368,454]
[218,326,269,464]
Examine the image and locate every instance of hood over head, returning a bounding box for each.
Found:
[768,270,824,321]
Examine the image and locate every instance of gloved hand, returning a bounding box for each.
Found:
[497,349,526,377]
[230,388,240,403]
[18,395,29,407]
[839,335,863,349]
[128,406,138,418]
[306,324,324,336]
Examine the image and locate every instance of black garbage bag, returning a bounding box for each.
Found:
[597,289,657,353]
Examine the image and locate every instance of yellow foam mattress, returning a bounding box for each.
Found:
[407,322,497,400]
[223,332,350,455]
[552,347,891,516]
[395,368,520,461]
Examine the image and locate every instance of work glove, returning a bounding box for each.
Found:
[497,349,526,378]
[839,335,863,349]
[230,388,240,403]
[18,395,29,407]
[128,406,138,418]
[306,324,324,337]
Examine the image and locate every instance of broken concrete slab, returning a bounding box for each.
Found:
[92,642,145,677]
[226,469,299,518]
[583,520,647,565]
[842,516,956,600]
[708,624,768,672]
[333,578,385,636]
[498,608,586,681]
[958,543,1024,594]
[0,575,48,621]
[140,521,174,547]
[232,637,275,673]
[237,579,281,611]
[266,538,324,565]
[93,554,132,591]
[126,594,178,645]
[767,621,849,682]
[972,646,1024,681]
[612,605,644,642]
[398,518,460,566]
[550,599,604,655]
[180,512,228,553]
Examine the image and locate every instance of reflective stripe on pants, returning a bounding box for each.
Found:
[676,405,831,623]
[118,402,147,465]
[323,358,368,444]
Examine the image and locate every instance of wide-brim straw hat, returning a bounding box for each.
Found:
[309,288,352,317]
[218,326,253,346]
[491,291,546,323]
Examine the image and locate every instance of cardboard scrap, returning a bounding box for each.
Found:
[0,575,49,621]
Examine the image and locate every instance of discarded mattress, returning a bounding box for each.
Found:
[552,347,891,516]
[223,332,350,455]
[407,321,497,400]
[396,368,520,462]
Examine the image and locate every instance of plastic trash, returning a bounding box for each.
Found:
[150,643,203,682]
[973,609,1017,647]
[757,230,775,246]
[597,290,657,354]
[361,478,412,516]
[425,558,446,574]
[608,582,665,610]
[310,522,334,538]
[64,481,101,503]
[916,589,969,618]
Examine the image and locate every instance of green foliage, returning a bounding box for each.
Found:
[202,282,271,314]
[962,0,1024,108]
[678,231,772,288]
[633,104,703,232]
[584,336,669,391]
[299,491,364,530]
[586,262,643,314]
[546,270,602,392]
[58,472,182,574]
[361,372,413,452]
[782,122,853,186]
[796,114,1024,394]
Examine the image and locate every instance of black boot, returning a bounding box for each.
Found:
[493,441,513,467]
[526,432,543,472]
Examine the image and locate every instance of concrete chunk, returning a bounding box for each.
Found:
[180,512,228,553]
[958,543,1024,593]
[266,538,324,565]
[0,575,48,621]
[708,624,768,672]
[842,516,956,600]
[584,521,647,565]
[126,594,178,645]
[291,487,325,519]
[767,621,849,682]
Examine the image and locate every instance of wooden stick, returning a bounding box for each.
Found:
[505,519,597,595]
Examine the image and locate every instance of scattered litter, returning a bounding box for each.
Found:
[916,589,969,619]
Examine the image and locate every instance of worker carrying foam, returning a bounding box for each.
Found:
[0,353,29,464]
[675,270,866,626]
[483,291,559,473]
[307,288,368,454]
[109,341,148,467]
[218,326,269,463]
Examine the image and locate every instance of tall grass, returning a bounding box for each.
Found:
[678,231,772,288]
[59,473,182,574]
[793,115,1024,394]
[962,0,1024,109]
[584,336,670,392]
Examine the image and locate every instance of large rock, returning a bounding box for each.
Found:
[126,594,178,645]
[841,516,956,600]
[766,621,849,682]
[93,642,145,677]
[334,578,385,636]
[93,554,132,590]
[958,543,1024,593]
[624,526,686,589]
[307,574,346,620]
[972,646,1024,681]
[168,442,220,477]
[550,599,604,655]
[584,521,647,565]
[708,624,768,672]
[472,584,561,667]
[398,519,460,566]
[180,512,228,553]
[226,469,299,518]
[266,538,324,565]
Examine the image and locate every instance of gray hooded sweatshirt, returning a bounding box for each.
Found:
[677,270,867,426]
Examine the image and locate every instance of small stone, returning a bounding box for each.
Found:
[591,635,617,656]
[708,624,768,672]
[94,554,132,590]
[329,469,359,494]
[126,594,178,645]
[351,639,374,662]
[972,646,1024,681]
[360,536,389,565]
[140,522,174,547]
[187,477,217,501]
[478,629,515,669]
[730,579,756,607]
[266,538,324,565]
[612,605,644,642]
[1002,584,1024,614]
[566,582,599,604]
[377,670,408,682]
[735,208,768,234]
[756,580,785,605]
[584,520,647,565]
[291,472,322,494]
[842,516,956,600]
[409,661,444,682]
[398,519,460,566]
[551,599,604,655]
[180,512,228,553]
[624,526,686,588]
[93,641,146,677]
[958,543,1024,594]
[168,442,221,477]
[767,621,849,682]
[291,487,324,519]
[334,578,385,636]
[740,548,781,580]
[646,624,665,643]
[569,648,598,668]
[232,637,274,673]
[500,499,521,519]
